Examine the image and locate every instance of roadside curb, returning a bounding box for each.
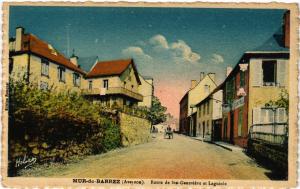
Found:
[210,142,233,151]
[188,136,234,151]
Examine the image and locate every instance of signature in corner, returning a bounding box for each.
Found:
[15,154,37,169]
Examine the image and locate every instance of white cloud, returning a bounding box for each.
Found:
[170,40,201,64]
[211,53,224,64]
[121,34,201,66]
[149,34,169,49]
[121,46,152,62]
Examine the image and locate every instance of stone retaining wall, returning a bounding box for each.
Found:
[247,139,288,176]
[119,112,152,146]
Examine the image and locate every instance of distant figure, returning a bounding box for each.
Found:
[167,125,171,132]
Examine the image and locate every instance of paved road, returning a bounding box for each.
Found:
[21,134,271,179]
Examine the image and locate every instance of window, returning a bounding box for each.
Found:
[225,78,234,104]
[57,66,65,82]
[240,71,245,87]
[41,59,49,77]
[88,80,93,90]
[73,73,81,87]
[103,79,109,89]
[238,107,243,137]
[203,104,206,115]
[40,81,48,91]
[262,60,276,86]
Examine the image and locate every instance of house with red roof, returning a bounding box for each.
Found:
[9,27,86,92]
[82,59,143,108]
[9,27,147,109]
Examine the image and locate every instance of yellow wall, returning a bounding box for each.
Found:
[188,75,216,116]
[248,58,289,128]
[86,76,121,90]
[196,99,212,139]
[138,76,153,108]
[11,54,85,93]
[120,65,139,93]
[10,54,29,80]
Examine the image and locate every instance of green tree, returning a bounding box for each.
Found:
[147,96,167,125]
[265,89,289,111]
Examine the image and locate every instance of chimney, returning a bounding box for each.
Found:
[191,80,197,89]
[283,10,290,48]
[200,72,205,81]
[15,27,24,52]
[226,67,232,76]
[208,73,215,82]
[70,49,78,66]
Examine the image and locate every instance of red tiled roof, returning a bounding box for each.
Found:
[87,59,132,78]
[86,59,141,84]
[20,34,85,74]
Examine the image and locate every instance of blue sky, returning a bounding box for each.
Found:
[9,6,286,117]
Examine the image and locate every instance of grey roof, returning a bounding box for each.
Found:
[252,27,289,52]
[77,56,99,72]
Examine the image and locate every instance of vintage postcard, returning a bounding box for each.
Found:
[1,2,299,188]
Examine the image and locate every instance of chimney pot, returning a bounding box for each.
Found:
[191,80,197,89]
[70,56,78,66]
[15,27,24,52]
[208,72,216,82]
[200,72,205,81]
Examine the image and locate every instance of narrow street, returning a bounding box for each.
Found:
[21,134,272,179]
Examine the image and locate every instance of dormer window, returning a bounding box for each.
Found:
[57,66,65,82]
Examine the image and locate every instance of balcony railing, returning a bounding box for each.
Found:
[82,87,143,101]
[249,123,288,145]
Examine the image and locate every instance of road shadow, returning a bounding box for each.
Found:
[244,151,287,180]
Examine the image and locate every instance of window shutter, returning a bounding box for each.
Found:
[277,60,287,87]
[268,109,274,123]
[276,108,287,123]
[251,59,262,87]
[252,108,261,125]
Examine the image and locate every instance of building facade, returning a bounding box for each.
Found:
[9,27,86,93]
[138,75,154,108]
[9,27,149,111]
[179,73,217,136]
[195,89,223,141]
[220,13,289,147]
[82,59,143,108]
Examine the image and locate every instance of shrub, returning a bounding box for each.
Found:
[8,77,121,176]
